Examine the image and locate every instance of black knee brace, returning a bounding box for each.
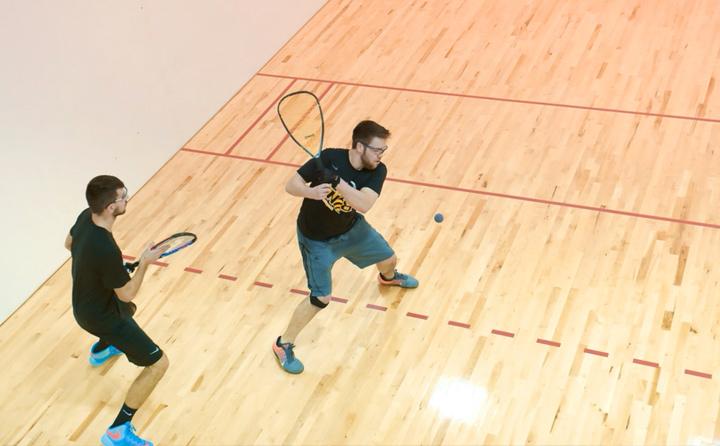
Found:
[310,295,328,309]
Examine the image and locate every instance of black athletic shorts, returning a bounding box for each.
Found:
[79,316,163,367]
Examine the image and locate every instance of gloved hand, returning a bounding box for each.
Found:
[314,159,340,188]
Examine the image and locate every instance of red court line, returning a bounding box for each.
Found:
[183,147,300,168]
[537,338,561,348]
[633,358,659,368]
[99,255,718,383]
[179,147,720,230]
[685,369,712,379]
[266,82,335,161]
[367,303,388,312]
[389,177,720,230]
[257,72,720,124]
[584,348,609,357]
[448,320,471,329]
[224,79,298,155]
[122,254,136,261]
[491,329,515,338]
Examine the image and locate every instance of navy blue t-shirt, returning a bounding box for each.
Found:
[70,209,131,329]
[296,148,387,240]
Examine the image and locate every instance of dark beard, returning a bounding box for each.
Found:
[361,150,377,170]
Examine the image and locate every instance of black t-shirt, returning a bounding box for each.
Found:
[297,148,387,240]
[70,208,131,329]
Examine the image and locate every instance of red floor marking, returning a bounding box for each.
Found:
[491,329,515,338]
[290,288,310,295]
[448,320,471,329]
[256,72,720,124]
[330,296,348,303]
[366,303,388,312]
[536,338,561,347]
[122,254,136,261]
[179,147,720,230]
[253,281,273,288]
[633,358,659,368]
[407,312,428,320]
[224,79,297,155]
[685,369,712,379]
[152,261,169,267]
[184,267,202,274]
[265,82,335,161]
[583,348,609,357]
[218,274,237,281]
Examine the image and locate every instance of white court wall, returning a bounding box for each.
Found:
[0,0,325,323]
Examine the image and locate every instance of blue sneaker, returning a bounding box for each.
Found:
[272,338,304,374]
[378,270,419,288]
[89,342,124,367]
[101,422,152,446]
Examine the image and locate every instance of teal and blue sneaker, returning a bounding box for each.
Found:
[89,342,124,367]
[378,270,419,288]
[272,337,304,374]
[101,422,152,446]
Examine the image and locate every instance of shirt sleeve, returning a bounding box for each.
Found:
[69,208,90,237]
[297,157,319,183]
[364,163,387,195]
[98,245,131,290]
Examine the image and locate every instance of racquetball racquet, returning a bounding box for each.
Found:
[124,232,197,273]
[277,90,326,170]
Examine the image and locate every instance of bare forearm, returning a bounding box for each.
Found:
[285,174,318,199]
[336,181,373,213]
[118,262,149,302]
[286,182,314,199]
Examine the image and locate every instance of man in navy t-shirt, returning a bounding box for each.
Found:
[66,175,169,446]
[272,120,419,374]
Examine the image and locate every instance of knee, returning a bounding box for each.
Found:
[150,352,169,374]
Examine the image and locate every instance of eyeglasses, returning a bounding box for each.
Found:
[359,141,388,155]
[105,188,128,208]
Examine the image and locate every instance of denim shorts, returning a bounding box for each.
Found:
[296,214,394,297]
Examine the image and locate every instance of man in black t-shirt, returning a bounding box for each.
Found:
[66,175,168,446]
[272,120,419,374]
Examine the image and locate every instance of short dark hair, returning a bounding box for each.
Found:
[86,175,125,214]
[352,120,390,148]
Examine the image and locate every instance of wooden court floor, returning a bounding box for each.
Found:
[2,1,720,444]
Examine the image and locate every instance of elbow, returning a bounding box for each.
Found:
[115,289,134,303]
[285,179,299,195]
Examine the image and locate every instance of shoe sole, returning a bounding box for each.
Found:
[89,352,123,367]
[378,280,418,288]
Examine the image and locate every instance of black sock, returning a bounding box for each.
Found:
[110,403,137,428]
[380,271,395,281]
[92,340,110,353]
